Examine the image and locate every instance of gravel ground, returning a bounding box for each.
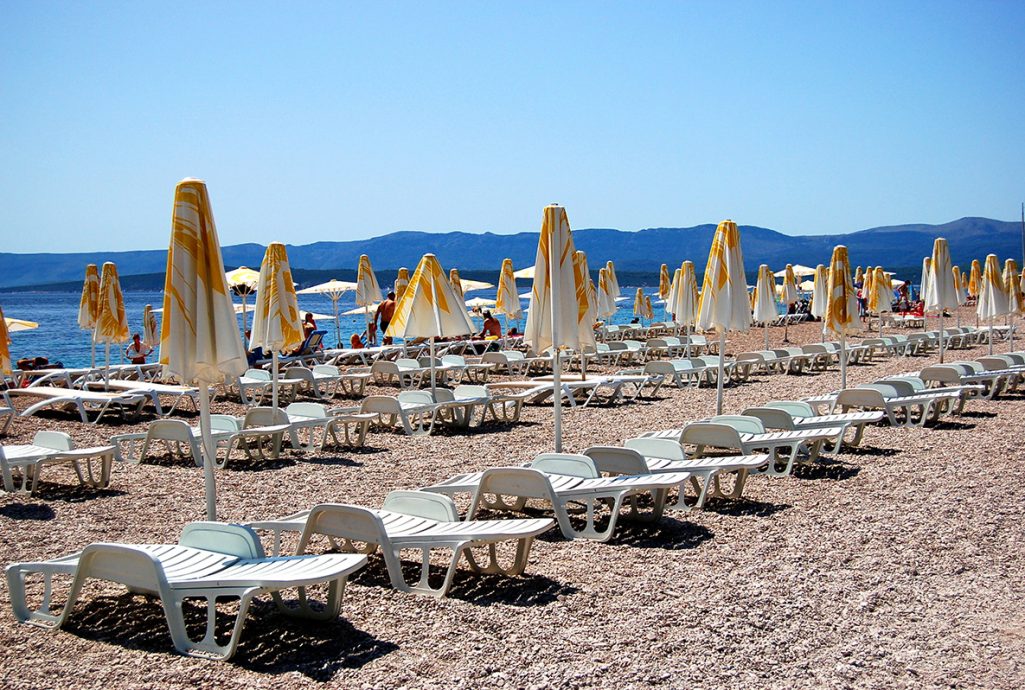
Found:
[2,310,1024,689]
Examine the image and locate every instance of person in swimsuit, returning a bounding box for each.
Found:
[376,292,397,345]
[125,333,153,364]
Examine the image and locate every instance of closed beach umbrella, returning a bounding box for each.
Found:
[968,260,982,298]
[605,260,621,299]
[644,295,654,321]
[495,258,523,323]
[781,264,800,342]
[94,262,129,382]
[0,306,11,376]
[920,256,933,306]
[78,263,101,367]
[574,251,599,348]
[672,261,700,354]
[825,246,857,389]
[597,268,617,320]
[250,243,303,408]
[633,287,647,323]
[658,262,671,316]
[394,267,410,301]
[697,220,750,413]
[296,278,358,347]
[665,268,681,316]
[854,266,864,285]
[926,238,958,362]
[160,179,247,520]
[143,304,159,346]
[524,205,593,451]
[811,264,829,318]
[952,266,967,328]
[752,264,777,350]
[355,254,383,344]
[1004,259,1024,351]
[385,253,475,392]
[449,268,466,304]
[977,254,1009,354]
[868,266,892,334]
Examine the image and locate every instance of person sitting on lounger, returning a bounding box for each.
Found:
[350,332,364,349]
[479,311,502,338]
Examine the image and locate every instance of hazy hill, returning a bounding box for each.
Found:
[1,217,1019,289]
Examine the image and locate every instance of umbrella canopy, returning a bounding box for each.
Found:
[953,266,967,306]
[5,317,39,333]
[596,268,616,319]
[225,266,260,291]
[160,178,248,520]
[826,246,858,388]
[449,268,466,303]
[1005,259,1024,316]
[458,277,495,293]
[342,303,379,316]
[658,264,671,299]
[78,264,101,331]
[752,265,777,322]
[868,266,893,315]
[968,259,982,298]
[394,267,410,301]
[633,287,647,318]
[465,296,496,309]
[605,261,621,299]
[674,261,699,327]
[781,264,800,307]
[251,242,303,408]
[810,264,829,319]
[920,257,933,305]
[926,238,958,312]
[495,258,523,320]
[143,304,159,345]
[94,262,129,346]
[697,220,750,413]
[0,306,11,375]
[524,205,593,451]
[574,251,599,338]
[513,265,535,280]
[385,254,475,340]
[643,295,654,320]
[977,254,1009,319]
[775,264,816,278]
[356,255,383,306]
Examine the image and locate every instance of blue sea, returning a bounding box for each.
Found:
[1,286,677,368]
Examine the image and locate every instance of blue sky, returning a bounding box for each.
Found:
[2,1,1023,253]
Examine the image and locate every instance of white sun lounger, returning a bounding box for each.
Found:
[815,384,962,427]
[1,431,115,494]
[7,386,148,424]
[248,490,554,598]
[423,454,691,542]
[83,379,200,416]
[6,522,366,660]
[741,401,885,450]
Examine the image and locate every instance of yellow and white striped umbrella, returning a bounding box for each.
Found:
[495,258,523,321]
[968,259,982,298]
[355,254,383,307]
[1005,259,1024,316]
[752,264,777,324]
[666,268,681,317]
[952,266,967,306]
[781,264,800,307]
[658,263,671,300]
[525,205,594,354]
[94,262,129,345]
[919,256,933,306]
[225,266,260,291]
[160,178,247,520]
[633,287,647,318]
[672,260,699,328]
[810,264,829,319]
[696,220,750,333]
[643,295,654,320]
[250,243,304,354]
[0,306,11,376]
[854,266,864,284]
[977,254,1009,321]
[143,304,159,346]
[386,253,475,340]
[394,267,410,301]
[868,266,892,315]
[926,238,958,312]
[605,260,621,299]
[597,267,617,319]
[826,246,857,338]
[77,264,100,331]
[697,220,750,413]
[864,266,876,303]
[574,251,599,338]
[449,268,466,304]
[4,317,38,333]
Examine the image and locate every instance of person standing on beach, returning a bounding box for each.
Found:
[376,292,396,345]
[125,333,153,364]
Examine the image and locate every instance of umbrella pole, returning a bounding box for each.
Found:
[272,351,279,409]
[90,337,96,369]
[715,330,725,415]
[989,316,994,355]
[198,384,217,521]
[242,294,248,346]
[764,323,769,351]
[551,258,563,454]
[104,342,111,389]
[685,324,691,358]
[938,313,945,363]
[333,296,341,348]
[840,332,847,389]
[1010,316,1015,353]
[430,337,437,396]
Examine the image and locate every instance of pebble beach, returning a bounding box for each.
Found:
[2,310,1023,689]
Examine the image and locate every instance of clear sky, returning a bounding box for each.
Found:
[2,1,1023,253]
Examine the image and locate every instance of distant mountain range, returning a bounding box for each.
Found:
[2,216,1021,290]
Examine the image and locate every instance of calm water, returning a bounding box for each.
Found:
[2,286,674,368]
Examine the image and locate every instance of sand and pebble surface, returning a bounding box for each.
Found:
[2,311,1024,689]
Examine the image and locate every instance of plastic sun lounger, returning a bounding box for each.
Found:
[7,386,148,424]
[83,379,201,416]
[6,522,366,660]
[1,431,115,494]
[423,454,691,542]
[247,490,554,598]
[741,401,885,451]
[0,394,14,435]
[356,392,441,436]
[585,443,770,511]
[828,385,961,428]
[112,417,240,466]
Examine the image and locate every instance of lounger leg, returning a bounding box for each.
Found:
[165,589,258,660]
[463,538,535,577]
